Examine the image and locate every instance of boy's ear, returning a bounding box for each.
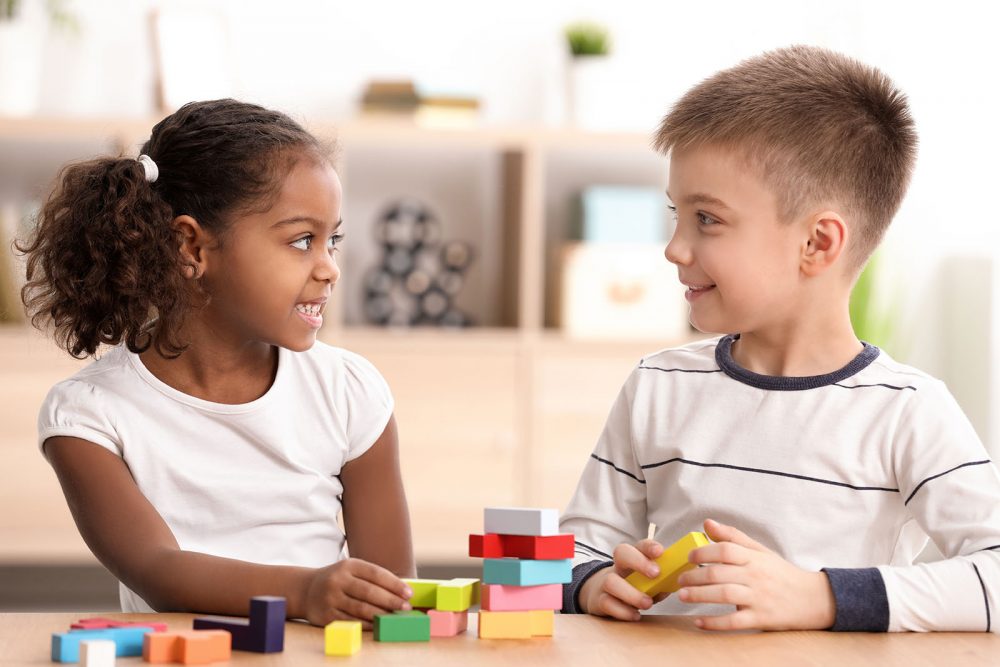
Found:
[172,214,210,280]
[800,211,848,277]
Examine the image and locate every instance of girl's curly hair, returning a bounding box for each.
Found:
[16,99,324,358]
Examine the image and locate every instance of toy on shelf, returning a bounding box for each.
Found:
[625,531,710,597]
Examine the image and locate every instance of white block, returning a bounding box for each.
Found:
[80,639,116,667]
[484,507,559,536]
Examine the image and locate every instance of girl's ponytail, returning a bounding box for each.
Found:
[16,156,188,358]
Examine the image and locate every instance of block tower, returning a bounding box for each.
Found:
[470,507,574,639]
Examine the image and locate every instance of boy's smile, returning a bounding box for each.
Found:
[665,144,804,336]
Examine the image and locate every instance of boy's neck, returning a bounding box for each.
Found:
[729,316,864,378]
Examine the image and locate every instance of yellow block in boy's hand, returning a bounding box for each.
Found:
[625,532,710,597]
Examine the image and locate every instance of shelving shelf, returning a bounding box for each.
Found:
[0,116,700,566]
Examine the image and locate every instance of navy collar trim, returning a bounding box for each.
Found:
[715,334,880,391]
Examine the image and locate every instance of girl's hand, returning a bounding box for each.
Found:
[579,539,666,621]
[676,518,836,631]
[302,558,413,628]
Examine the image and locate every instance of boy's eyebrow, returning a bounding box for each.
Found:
[271,216,343,229]
[665,190,731,210]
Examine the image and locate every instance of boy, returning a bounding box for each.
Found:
[560,45,1000,633]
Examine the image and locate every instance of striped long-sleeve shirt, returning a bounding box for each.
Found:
[560,335,1000,632]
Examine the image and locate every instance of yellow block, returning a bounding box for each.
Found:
[478,611,531,639]
[528,610,554,636]
[325,620,361,656]
[402,578,444,608]
[625,532,710,597]
[436,578,481,612]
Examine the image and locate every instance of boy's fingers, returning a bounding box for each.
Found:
[695,609,757,632]
[594,592,643,622]
[613,543,659,579]
[704,518,770,553]
[603,572,654,610]
[689,541,751,566]
[677,564,746,588]
[678,583,752,607]
[636,538,665,560]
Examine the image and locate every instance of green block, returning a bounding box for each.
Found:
[402,578,442,608]
[374,610,430,642]
[436,578,480,612]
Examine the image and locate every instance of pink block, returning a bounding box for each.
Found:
[427,610,468,637]
[480,584,563,611]
[71,617,169,632]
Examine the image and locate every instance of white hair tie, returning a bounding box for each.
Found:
[137,154,159,183]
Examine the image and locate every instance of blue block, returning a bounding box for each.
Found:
[52,626,156,662]
[482,559,572,586]
[194,595,285,653]
[578,186,668,243]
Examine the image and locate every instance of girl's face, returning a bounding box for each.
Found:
[201,158,343,352]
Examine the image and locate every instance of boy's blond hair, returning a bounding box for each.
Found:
[654,45,917,272]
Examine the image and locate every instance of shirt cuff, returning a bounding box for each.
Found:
[562,560,614,614]
[821,567,890,632]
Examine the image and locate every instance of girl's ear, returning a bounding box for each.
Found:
[800,210,848,277]
[172,215,209,280]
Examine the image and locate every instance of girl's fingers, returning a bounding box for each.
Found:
[346,560,413,601]
[344,577,412,613]
[340,590,396,622]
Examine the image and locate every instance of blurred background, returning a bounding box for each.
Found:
[1,0,998,611]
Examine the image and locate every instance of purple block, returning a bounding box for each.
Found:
[193,596,285,653]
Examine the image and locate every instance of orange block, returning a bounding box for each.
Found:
[143,630,231,665]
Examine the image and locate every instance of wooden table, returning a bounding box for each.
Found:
[1,612,997,666]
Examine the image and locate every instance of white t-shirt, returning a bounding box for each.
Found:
[37,341,394,612]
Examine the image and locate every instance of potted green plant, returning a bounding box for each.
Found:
[564,22,615,128]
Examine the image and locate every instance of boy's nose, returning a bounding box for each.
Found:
[664,234,690,266]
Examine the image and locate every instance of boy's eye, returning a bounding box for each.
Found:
[696,211,719,226]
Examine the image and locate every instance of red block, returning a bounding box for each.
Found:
[468,533,574,559]
[71,617,169,632]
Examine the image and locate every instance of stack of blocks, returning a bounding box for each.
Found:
[471,507,574,639]
[368,576,481,644]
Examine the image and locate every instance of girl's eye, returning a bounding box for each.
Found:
[696,211,719,226]
[328,233,345,251]
[290,235,313,251]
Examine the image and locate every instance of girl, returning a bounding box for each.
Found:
[17,99,416,626]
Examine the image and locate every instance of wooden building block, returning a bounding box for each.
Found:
[427,610,468,637]
[401,578,443,608]
[435,578,480,612]
[72,618,169,632]
[469,533,575,559]
[484,507,559,536]
[480,583,562,611]
[625,532,710,597]
[52,627,155,663]
[324,621,361,656]
[482,558,572,586]
[79,640,116,667]
[373,610,430,642]
[143,630,231,665]
[193,595,285,653]
[528,610,554,636]
[477,611,532,639]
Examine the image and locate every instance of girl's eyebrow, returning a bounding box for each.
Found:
[271,217,343,229]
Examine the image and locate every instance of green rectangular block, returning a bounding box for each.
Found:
[436,578,480,612]
[402,579,443,608]
[374,610,430,642]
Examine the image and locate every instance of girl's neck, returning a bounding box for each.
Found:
[138,319,278,405]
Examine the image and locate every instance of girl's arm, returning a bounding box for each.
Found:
[45,434,412,626]
[339,414,416,577]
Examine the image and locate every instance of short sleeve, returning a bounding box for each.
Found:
[37,380,122,457]
[339,350,395,461]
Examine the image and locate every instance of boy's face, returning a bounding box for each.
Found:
[665,144,806,335]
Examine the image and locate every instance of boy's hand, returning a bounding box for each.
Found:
[302,558,413,628]
[676,519,836,631]
[579,539,667,621]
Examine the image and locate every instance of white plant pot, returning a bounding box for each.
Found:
[567,56,617,130]
[0,16,46,117]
